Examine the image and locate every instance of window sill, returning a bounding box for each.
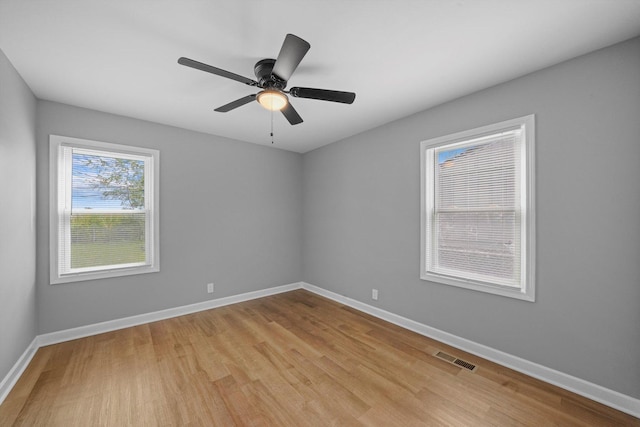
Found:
[420,271,535,302]
[51,264,159,285]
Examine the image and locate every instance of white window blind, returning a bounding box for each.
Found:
[429,130,521,287]
[50,135,159,284]
[420,115,535,301]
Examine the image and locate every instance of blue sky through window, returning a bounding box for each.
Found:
[72,153,144,211]
[438,147,467,164]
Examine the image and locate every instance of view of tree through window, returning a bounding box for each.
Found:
[71,152,146,269]
[51,135,159,284]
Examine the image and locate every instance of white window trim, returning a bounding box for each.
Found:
[420,115,535,301]
[49,135,160,284]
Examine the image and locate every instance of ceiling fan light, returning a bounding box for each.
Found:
[257,90,288,111]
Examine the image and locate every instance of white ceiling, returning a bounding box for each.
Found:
[1,1,639,153]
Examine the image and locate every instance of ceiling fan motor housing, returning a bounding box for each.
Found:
[254,59,286,89]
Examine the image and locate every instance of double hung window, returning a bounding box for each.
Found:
[420,115,535,301]
[50,135,159,284]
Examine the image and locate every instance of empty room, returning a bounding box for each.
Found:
[1,1,640,425]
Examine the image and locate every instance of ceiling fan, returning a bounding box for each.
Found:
[178,34,356,125]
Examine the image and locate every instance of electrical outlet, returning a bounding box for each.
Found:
[207,283,214,294]
[372,289,378,300]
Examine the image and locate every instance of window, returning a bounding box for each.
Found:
[420,115,535,301]
[50,135,159,284]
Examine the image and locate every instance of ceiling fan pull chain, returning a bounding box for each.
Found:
[270,109,275,144]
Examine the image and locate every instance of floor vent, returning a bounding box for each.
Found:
[434,351,477,372]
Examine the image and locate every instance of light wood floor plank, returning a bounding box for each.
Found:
[1,289,638,426]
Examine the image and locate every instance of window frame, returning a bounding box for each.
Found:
[420,115,535,301]
[49,135,160,284]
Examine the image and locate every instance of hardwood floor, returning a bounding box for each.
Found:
[1,289,638,426]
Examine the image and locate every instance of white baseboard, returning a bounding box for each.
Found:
[300,282,640,418]
[0,282,303,405]
[38,282,303,346]
[3,281,639,418]
[0,337,38,404]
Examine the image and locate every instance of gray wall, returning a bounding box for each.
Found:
[0,49,37,381]
[36,101,303,333]
[302,37,640,398]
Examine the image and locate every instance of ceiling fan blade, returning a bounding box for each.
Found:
[178,57,258,86]
[271,34,310,82]
[290,87,356,104]
[281,102,303,125]
[214,94,257,112]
